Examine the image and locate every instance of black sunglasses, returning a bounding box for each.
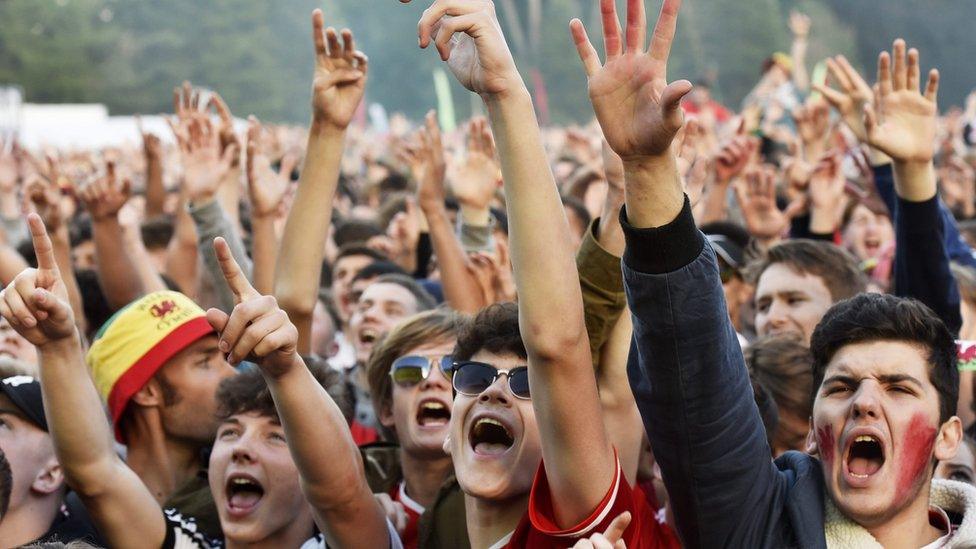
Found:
[450,360,530,400]
[390,355,455,387]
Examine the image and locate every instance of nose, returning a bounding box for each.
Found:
[230,433,257,464]
[850,384,881,421]
[422,362,452,391]
[478,374,512,406]
[765,299,790,329]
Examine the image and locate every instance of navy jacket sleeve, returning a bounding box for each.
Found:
[894,195,963,335]
[621,196,785,548]
[874,163,976,270]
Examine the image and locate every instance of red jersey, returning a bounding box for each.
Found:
[390,481,424,549]
[499,458,681,548]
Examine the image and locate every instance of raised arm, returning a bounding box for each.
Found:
[137,117,167,219]
[207,236,391,549]
[865,40,962,334]
[574,0,781,545]
[246,117,295,295]
[420,0,611,528]
[787,11,811,93]
[275,11,367,354]
[404,111,486,313]
[0,214,166,548]
[78,162,147,310]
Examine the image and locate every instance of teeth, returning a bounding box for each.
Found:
[232,478,252,485]
[851,473,869,479]
[855,436,875,443]
[423,402,445,410]
[477,418,503,428]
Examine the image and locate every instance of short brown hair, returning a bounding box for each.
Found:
[746,334,814,425]
[216,361,350,423]
[453,302,526,362]
[366,309,463,440]
[746,240,867,303]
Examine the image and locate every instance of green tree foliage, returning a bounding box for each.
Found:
[0,0,972,123]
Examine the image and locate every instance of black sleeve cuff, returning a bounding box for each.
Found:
[620,194,704,274]
[897,195,941,235]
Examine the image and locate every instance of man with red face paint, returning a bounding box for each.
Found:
[604,0,976,540]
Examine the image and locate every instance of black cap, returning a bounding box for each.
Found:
[706,234,745,270]
[0,376,47,431]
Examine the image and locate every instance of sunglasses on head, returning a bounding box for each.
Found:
[390,355,455,387]
[449,360,531,400]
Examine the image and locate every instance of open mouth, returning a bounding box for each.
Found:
[416,399,451,427]
[846,435,885,479]
[469,417,514,456]
[225,474,264,516]
[358,328,379,346]
[864,238,881,255]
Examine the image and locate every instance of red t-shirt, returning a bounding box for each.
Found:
[390,481,424,549]
[500,458,681,548]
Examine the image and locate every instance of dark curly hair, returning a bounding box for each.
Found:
[453,302,526,362]
[810,293,958,424]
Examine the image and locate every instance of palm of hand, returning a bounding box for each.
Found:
[183,146,223,198]
[249,157,287,215]
[447,28,518,96]
[742,193,785,238]
[870,92,937,162]
[416,159,446,205]
[312,56,365,128]
[9,271,73,345]
[590,55,674,158]
[451,153,497,207]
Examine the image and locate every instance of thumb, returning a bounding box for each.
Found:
[661,80,693,131]
[326,68,365,88]
[206,307,230,334]
[32,289,69,323]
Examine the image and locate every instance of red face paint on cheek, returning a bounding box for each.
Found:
[894,413,938,505]
[816,425,835,467]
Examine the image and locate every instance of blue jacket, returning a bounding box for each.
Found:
[621,197,828,548]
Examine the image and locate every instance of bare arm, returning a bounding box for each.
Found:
[78,164,146,310]
[209,227,389,549]
[421,0,611,528]
[404,111,486,313]
[275,15,367,355]
[164,199,199,298]
[788,12,811,93]
[246,117,294,295]
[0,215,166,548]
[137,118,167,220]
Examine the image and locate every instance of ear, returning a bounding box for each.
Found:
[31,455,64,496]
[805,417,819,456]
[379,403,396,430]
[934,416,964,462]
[442,433,452,455]
[130,377,163,408]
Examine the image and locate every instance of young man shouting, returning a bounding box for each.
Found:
[572,0,976,545]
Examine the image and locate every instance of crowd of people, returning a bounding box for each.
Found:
[4,0,976,547]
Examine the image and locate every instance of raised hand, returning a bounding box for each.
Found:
[815,56,874,142]
[714,125,757,184]
[808,151,848,233]
[450,117,501,212]
[735,166,796,240]
[135,115,162,161]
[206,237,299,378]
[208,93,241,162]
[311,10,368,130]
[864,39,939,164]
[0,214,74,346]
[400,111,448,212]
[0,138,20,194]
[788,11,811,40]
[417,0,522,97]
[246,116,296,218]
[793,98,831,159]
[570,0,693,159]
[77,162,132,221]
[180,116,237,204]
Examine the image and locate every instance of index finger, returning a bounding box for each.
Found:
[27,213,60,275]
[602,511,632,543]
[213,237,259,301]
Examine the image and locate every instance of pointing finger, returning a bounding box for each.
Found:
[27,214,60,276]
[213,237,258,302]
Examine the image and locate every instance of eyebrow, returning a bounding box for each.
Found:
[822,373,924,388]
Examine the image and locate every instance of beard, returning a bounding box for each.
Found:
[0,449,11,520]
